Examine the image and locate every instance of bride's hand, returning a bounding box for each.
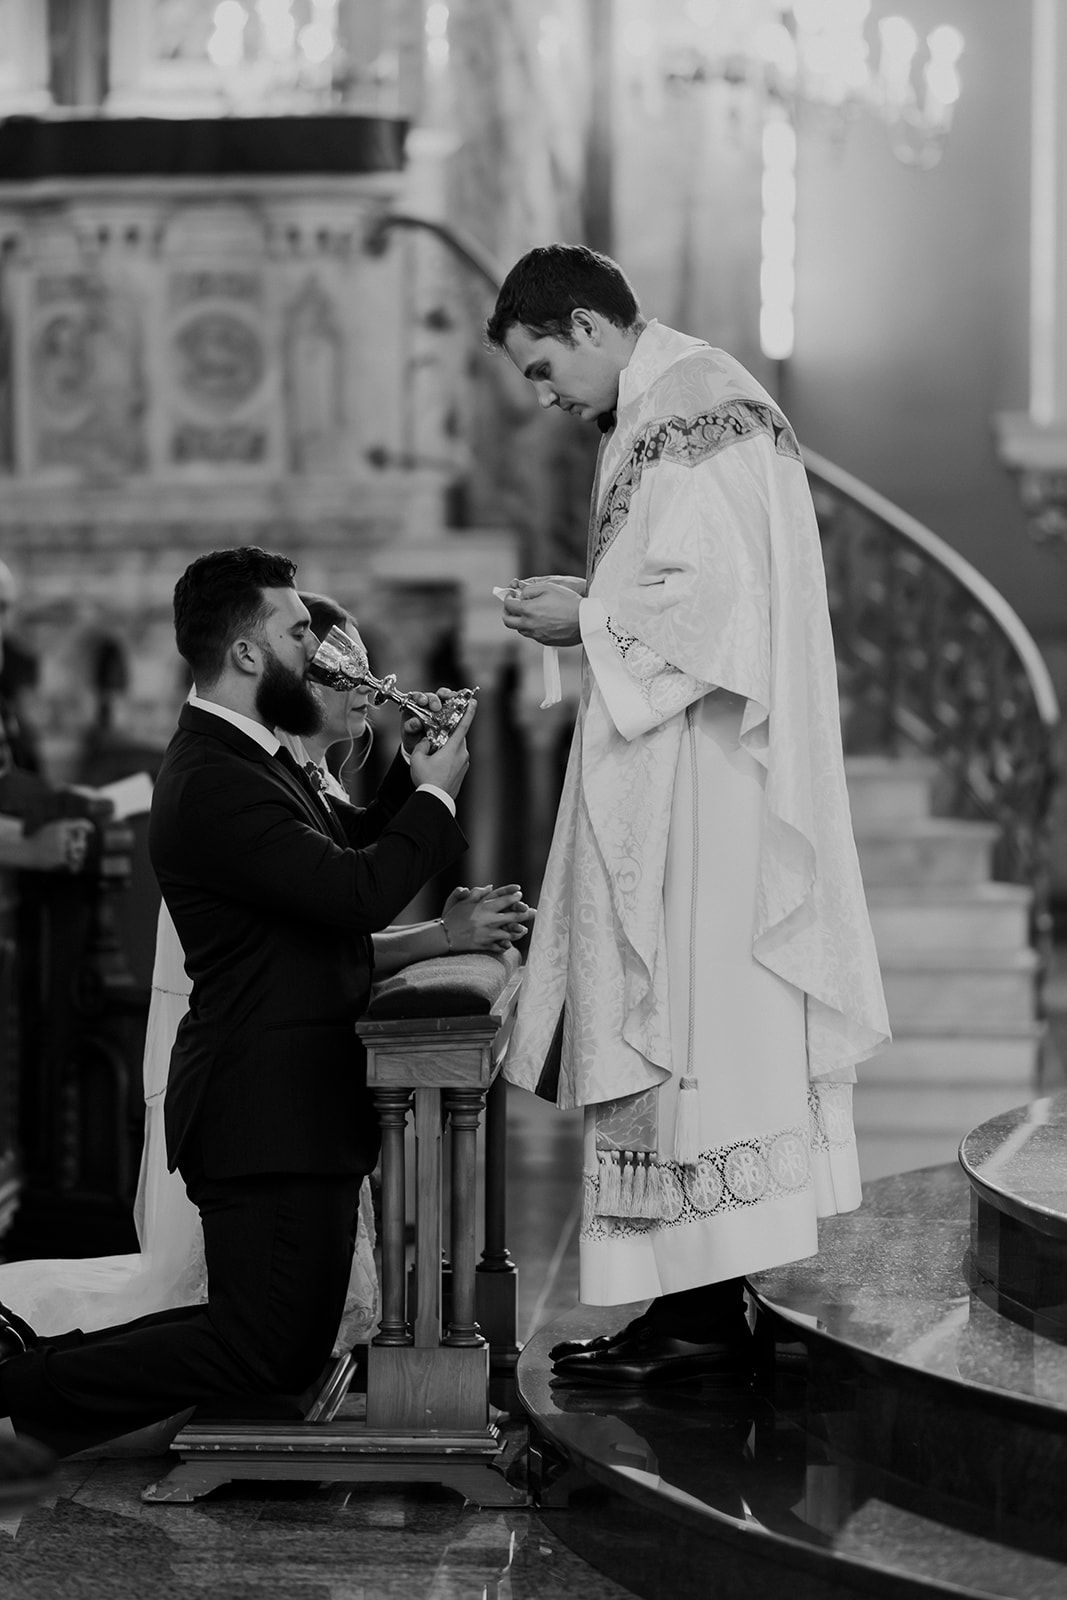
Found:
[443,884,533,953]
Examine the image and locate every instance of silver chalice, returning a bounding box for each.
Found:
[307,625,477,750]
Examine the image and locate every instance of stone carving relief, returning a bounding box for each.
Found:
[284,276,344,472]
[166,266,273,469]
[30,273,147,478]
[174,310,264,410]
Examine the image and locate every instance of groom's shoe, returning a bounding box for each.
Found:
[552,1322,753,1387]
[0,1301,39,1362]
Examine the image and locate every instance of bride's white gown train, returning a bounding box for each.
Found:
[0,901,379,1354]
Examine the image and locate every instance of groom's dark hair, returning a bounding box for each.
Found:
[174,546,297,685]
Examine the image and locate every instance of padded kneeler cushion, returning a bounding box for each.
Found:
[368,945,520,1020]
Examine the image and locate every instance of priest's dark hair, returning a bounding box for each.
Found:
[485,244,641,347]
[174,545,297,686]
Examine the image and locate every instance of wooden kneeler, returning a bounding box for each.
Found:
[142,950,525,1506]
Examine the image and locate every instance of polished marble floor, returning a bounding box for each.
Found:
[2,1462,635,1600]
[0,1090,631,1600]
[524,1165,1067,1600]
[6,948,1067,1600]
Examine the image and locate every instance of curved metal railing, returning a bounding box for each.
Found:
[807,448,1060,931]
[365,212,502,293]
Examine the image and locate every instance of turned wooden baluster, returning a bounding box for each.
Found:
[475,1074,519,1384]
[443,1087,486,1348]
[480,1073,515,1278]
[371,1086,414,1347]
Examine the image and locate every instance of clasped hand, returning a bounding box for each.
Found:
[500,575,586,648]
[443,884,534,952]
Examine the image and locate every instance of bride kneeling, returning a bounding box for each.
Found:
[0,591,531,1439]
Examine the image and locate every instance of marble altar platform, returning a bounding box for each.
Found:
[963,1094,1067,1341]
[518,1095,1067,1599]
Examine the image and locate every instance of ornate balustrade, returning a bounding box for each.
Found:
[808,450,1060,945]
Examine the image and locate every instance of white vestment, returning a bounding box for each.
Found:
[504,321,890,1305]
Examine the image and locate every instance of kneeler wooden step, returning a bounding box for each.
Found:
[142,949,526,1507]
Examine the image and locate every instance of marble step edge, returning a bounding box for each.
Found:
[845,756,939,776]
[853,817,999,842]
[534,1417,976,1600]
[846,766,939,822]
[883,974,1037,1023]
[860,1036,1042,1085]
[876,1019,1041,1042]
[857,837,997,887]
[959,1109,1067,1243]
[866,882,1032,907]
[853,1089,1042,1133]
[521,1289,1067,1600]
[752,1166,1067,1424]
[529,1416,967,1600]
[885,1001,1037,1031]
[750,1283,1067,1429]
[875,932,1032,960]
[751,1196,1067,1418]
[879,947,1039,974]
[963,1167,1067,1243]
[869,893,1032,952]
[879,1019,1045,1040]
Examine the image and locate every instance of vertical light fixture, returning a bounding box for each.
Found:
[256,0,298,63]
[759,106,797,359]
[425,2,450,72]
[207,1,248,69]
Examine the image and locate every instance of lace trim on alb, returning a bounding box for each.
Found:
[581,1083,853,1238]
[604,615,709,720]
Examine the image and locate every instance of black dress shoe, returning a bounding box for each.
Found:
[552,1323,753,1387]
[0,1301,39,1362]
[548,1313,652,1364]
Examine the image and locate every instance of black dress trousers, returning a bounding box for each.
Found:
[0,1165,362,1458]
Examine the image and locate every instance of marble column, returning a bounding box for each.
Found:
[994,0,1067,548]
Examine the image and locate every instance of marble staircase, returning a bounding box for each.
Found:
[845,756,1043,1180]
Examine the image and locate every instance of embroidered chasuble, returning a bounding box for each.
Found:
[503,321,890,1305]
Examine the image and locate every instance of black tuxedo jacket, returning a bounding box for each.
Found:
[148,703,466,1180]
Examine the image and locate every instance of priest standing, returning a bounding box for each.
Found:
[488,244,889,1386]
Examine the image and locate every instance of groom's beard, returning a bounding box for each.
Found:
[255,648,325,738]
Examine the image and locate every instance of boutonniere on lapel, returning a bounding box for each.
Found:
[302,761,333,804]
